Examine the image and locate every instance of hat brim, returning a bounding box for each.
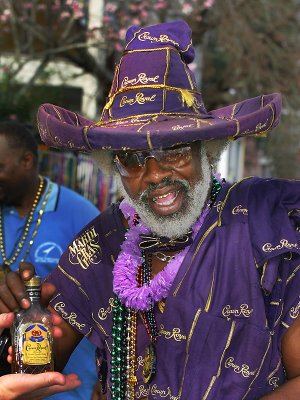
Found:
[37,93,281,152]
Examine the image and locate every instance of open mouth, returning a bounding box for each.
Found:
[149,186,185,216]
[152,190,179,206]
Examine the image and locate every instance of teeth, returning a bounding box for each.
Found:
[156,193,170,199]
[153,191,179,206]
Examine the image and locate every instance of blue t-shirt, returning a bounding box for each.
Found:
[1,177,100,400]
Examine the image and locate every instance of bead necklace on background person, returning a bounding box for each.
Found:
[0,20,299,400]
[0,120,100,400]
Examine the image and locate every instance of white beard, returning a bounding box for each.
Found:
[118,149,212,239]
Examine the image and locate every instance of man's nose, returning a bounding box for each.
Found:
[142,157,173,184]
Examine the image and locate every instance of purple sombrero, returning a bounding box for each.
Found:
[37,20,282,152]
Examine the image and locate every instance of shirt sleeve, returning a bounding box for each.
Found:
[45,214,110,348]
[248,179,300,339]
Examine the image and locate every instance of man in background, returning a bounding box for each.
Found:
[0,120,100,399]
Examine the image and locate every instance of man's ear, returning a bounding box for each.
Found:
[21,150,35,170]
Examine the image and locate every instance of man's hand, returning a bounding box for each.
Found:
[0,262,54,312]
[0,371,81,400]
[0,262,36,312]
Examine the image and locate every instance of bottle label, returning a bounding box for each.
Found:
[21,323,51,365]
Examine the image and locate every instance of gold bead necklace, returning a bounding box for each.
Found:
[0,175,51,269]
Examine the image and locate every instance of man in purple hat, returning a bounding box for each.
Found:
[0,20,299,400]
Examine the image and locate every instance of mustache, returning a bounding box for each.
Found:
[139,177,190,204]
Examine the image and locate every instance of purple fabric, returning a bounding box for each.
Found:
[46,178,300,399]
[37,20,282,152]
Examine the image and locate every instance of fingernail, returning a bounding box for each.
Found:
[23,271,30,279]
[21,298,30,308]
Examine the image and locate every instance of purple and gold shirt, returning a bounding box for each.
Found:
[47,177,300,399]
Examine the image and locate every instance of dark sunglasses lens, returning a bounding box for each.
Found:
[115,146,193,176]
[162,147,192,166]
[116,153,143,176]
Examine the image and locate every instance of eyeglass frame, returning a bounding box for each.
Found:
[113,143,198,177]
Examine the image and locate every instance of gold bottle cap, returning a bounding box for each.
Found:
[25,275,42,287]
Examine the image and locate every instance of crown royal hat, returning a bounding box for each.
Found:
[37,20,282,152]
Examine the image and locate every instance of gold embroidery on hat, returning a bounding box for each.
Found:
[146,131,153,150]
[126,46,180,54]
[73,112,80,126]
[104,83,199,111]
[83,126,93,150]
[162,48,170,112]
[110,63,121,97]
[137,117,156,133]
[120,92,157,107]
[182,39,193,54]
[125,27,143,50]
[255,120,268,132]
[231,118,240,137]
[182,60,195,91]
[138,31,180,47]
[230,104,238,119]
[267,103,275,128]
[172,123,194,131]
[97,111,209,127]
[121,73,160,88]
[45,114,56,144]
[53,105,63,121]
[171,118,214,131]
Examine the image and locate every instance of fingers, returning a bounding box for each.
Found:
[0,312,14,330]
[0,272,27,312]
[0,372,81,400]
[0,263,35,313]
[40,282,58,307]
[51,313,64,338]
[6,271,30,310]
[18,262,36,281]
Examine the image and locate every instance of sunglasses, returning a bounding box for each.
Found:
[114,145,193,177]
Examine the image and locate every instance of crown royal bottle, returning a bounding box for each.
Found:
[11,276,54,373]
